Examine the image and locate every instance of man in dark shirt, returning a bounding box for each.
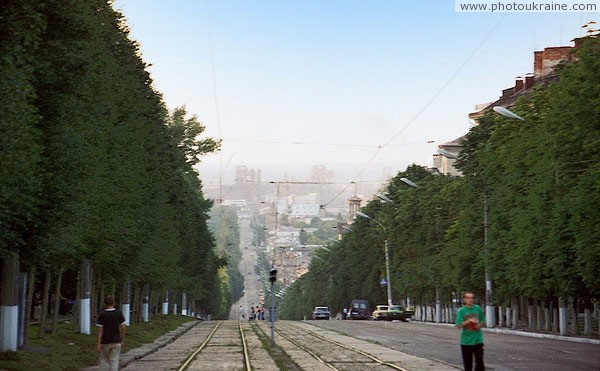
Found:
[97,295,126,370]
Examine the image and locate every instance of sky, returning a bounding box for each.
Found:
[112,1,597,188]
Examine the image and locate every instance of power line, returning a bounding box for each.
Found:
[322,15,506,208]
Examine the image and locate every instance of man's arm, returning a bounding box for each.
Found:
[455,309,478,330]
[97,326,103,352]
[120,323,126,346]
[476,306,486,329]
[455,309,466,328]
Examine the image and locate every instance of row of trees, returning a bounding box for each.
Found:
[279,36,599,330]
[208,205,245,310]
[0,0,227,346]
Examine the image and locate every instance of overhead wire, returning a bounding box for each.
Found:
[205,2,225,203]
[322,15,506,208]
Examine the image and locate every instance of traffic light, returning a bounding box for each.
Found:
[269,268,277,283]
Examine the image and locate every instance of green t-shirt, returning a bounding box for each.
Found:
[455,304,485,345]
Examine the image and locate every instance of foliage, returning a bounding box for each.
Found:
[0,316,193,371]
[208,205,244,306]
[0,0,224,335]
[280,37,600,316]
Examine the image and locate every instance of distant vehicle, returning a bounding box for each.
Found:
[312,306,331,320]
[347,299,371,320]
[372,304,413,321]
[389,304,414,322]
[372,305,390,321]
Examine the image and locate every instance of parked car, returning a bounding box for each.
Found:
[389,304,414,321]
[312,306,331,320]
[347,299,371,320]
[372,305,390,320]
[372,304,413,321]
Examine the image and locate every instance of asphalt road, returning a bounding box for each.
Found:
[309,320,599,370]
[229,214,265,321]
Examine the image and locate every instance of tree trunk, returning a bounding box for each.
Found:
[73,267,81,333]
[132,283,140,323]
[38,269,51,338]
[92,270,99,323]
[571,297,579,335]
[527,301,534,329]
[542,300,550,331]
[98,275,104,318]
[559,296,567,336]
[51,268,64,334]
[23,266,36,346]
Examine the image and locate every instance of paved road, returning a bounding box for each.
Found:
[309,319,600,370]
[90,320,457,370]
[229,213,265,321]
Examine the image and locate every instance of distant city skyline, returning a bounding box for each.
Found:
[113,1,597,193]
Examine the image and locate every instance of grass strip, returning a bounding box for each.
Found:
[0,314,193,371]
[250,322,301,371]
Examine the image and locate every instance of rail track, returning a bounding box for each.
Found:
[254,321,412,371]
[276,322,407,371]
[120,320,455,370]
[177,320,252,370]
[121,320,256,371]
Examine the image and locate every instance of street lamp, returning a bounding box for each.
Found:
[437,148,458,159]
[441,136,494,326]
[400,177,419,188]
[319,246,332,252]
[356,211,392,307]
[493,106,524,121]
[312,255,327,263]
[478,105,524,329]
[376,194,393,203]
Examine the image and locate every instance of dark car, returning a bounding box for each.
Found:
[384,304,414,322]
[312,306,331,320]
[347,299,371,320]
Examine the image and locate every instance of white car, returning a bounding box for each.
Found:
[312,306,331,320]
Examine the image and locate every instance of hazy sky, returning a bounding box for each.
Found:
[113,1,597,186]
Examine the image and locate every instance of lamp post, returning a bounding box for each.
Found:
[439,140,496,326]
[356,211,392,307]
[482,105,524,328]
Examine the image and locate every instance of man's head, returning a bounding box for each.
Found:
[463,292,475,308]
[104,295,116,307]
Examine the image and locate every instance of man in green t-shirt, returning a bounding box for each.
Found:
[455,291,485,370]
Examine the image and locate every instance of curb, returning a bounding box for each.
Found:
[72,320,204,370]
[410,320,600,345]
[119,320,202,368]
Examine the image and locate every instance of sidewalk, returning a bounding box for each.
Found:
[82,318,599,370]
[412,320,600,345]
[82,320,201,371]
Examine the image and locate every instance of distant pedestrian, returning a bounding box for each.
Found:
[250,306,256,320]
[455,291,486,371]
[97,295,126,371]
[260,307,265,320]
[239,305,245,320]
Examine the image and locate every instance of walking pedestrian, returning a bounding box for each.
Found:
[97,295,126,371]
[455,291,486,371]
[239,305,244,320]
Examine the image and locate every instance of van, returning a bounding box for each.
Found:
[347,299,371,320]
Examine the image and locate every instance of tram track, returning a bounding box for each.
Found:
[276,321,409,370]
[118,319,456,370]
[178,320,252,370]
[250,320,414,370]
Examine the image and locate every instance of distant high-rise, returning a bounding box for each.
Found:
[310,165,335,183]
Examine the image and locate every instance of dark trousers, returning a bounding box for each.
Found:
[461,343,484,371]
